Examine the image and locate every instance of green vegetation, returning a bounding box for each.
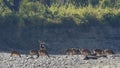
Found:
[0,0,120,28]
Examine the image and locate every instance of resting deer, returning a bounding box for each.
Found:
[102,49,115,56]
[80,48,91,56]
[38,41,50,57]
[29,49,39,58]
[10,50,21,58]
[74,48,81,55]
[65,48,76,55]
[92,49,103,56]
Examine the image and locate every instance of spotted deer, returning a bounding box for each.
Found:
[29,49,39,58]
[38,41,50,57]
[10,50,21,58]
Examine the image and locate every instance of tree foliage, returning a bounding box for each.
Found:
[3,0,21,13]
[0,0,119,27]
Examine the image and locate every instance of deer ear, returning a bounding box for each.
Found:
[38,40,41,43]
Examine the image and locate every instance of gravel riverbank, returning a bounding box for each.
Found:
[0,53,120,68]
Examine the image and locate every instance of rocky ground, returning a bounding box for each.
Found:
[0,52,120,68]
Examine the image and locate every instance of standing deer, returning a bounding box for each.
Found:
[10,50,21,58]
[38,41,50,57]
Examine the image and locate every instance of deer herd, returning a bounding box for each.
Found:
[10,41,49,58]
[65,48,115,59]
[10,41,115,60]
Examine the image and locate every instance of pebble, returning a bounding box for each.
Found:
[0,53,120,68]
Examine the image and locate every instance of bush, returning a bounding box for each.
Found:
[20,2,46,17]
